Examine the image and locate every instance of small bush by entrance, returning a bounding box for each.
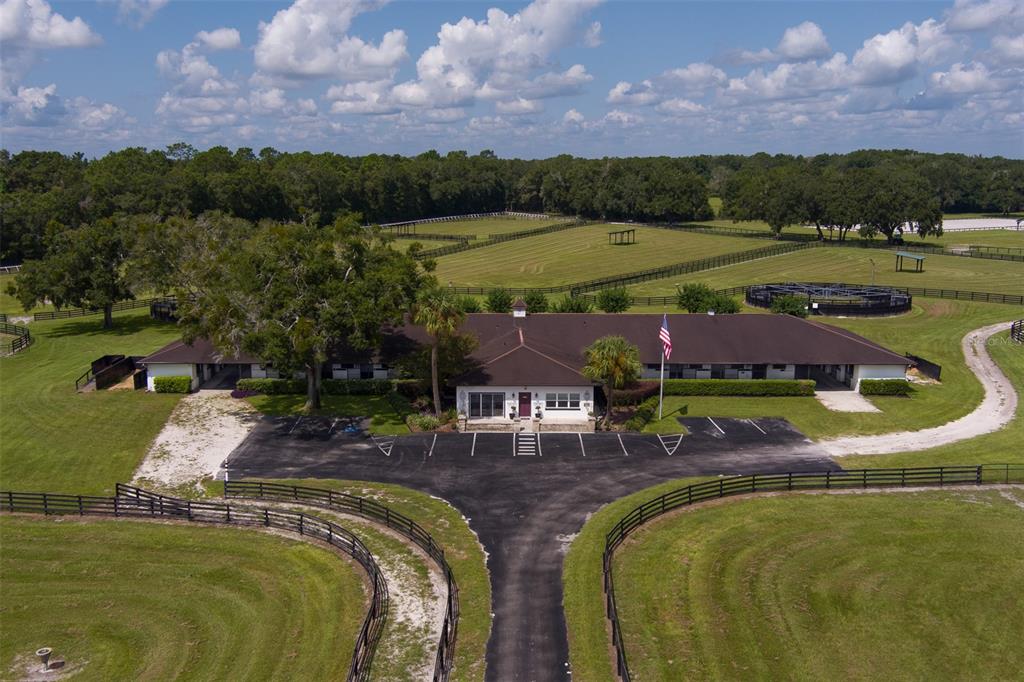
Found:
[153,375,191,393]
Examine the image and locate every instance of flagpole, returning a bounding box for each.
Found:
[659,346,665,420]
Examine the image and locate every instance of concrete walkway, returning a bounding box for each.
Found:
[816,390,881,413]
[821,321,1018,456]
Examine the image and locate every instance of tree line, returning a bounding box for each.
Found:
[3,145,1021,263]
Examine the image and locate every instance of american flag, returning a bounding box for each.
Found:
[659,314,672,360]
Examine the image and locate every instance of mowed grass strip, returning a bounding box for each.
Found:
[434,225,758,288]
[643,300,1022,439]
[626,246,1024,299]
[612,489,1024,681]
[0,310,182,495]
[388,217,561,240]
[253,478,491,682]
[0,516,368,681]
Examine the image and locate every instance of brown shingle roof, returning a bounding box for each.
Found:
[140,338,260,365]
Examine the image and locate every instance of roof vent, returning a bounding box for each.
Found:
[512,298,527,318]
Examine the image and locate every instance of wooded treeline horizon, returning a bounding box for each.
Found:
[2,144,1022,263]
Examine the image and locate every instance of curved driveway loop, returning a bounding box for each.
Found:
[225,416,836,682]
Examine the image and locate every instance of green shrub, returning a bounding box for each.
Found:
[456,295,481,313]
[407,413,441,431]
[153,375,191,393]
[663,379,815,396]
[770,294,809,318]
[624,395,661,431]
[615,381,660,405]
[552,295,593,313]
[524,290,549,313]
[859,379,913,395]
[486,288,513,313]
[596,288,632,313]
[709,293,741,314]
[321,379,394,395]
[236,377,305,394]
[385,390,414,417]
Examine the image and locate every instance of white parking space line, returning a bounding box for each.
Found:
[512,432,517,457]
[327,418,338,435]
[288,416,302,435]
[617,433,628,456]
[471,432,477,457]
[707,417,726,435]
[747,419,767,435]
[578,432,586,457]
[537,434,543,457]
[428,433,437,457]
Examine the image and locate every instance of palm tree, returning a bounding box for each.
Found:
[413,286,466,417]
[581,335,641,429]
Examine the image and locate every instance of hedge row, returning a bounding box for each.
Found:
[623,395,661,431]
[235,377,402,395]
[154,375,191,393]
[662,379,816,396]
[859,379,913,395]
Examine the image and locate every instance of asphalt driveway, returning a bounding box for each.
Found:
[224,417,836,682]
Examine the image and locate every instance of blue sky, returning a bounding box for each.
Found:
[2,0,1022,158]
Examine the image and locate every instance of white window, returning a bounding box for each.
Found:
[545,392,581,410]
[469,392,505,418]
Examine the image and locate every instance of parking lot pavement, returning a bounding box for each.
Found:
[224,417,835,682]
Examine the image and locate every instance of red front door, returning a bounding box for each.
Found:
[518,392,531,417]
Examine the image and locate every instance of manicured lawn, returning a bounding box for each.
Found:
[390,237,460,252]
[0,516,367,680]
[626,246,1024,299]
[925,229,1024,249]
[563,475,703,682]
[842,329,1024,469]
[245,393,411,435]
[397,217,562,240]
[246,478,492,682]
[0,310,182,495]
[642,300,1022,439]
[613,489,1024,681]
[434,225,758,288]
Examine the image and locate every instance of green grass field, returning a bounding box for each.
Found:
[393,217,561,240]
[642,300,1022,439]
[626,246,1024,300]
[433,225,758,288]
[0,516,367,680]
[612,489,1024,681]
[390,237,460,252]
[246,394,411,435]
[256,478,491,682]
[943,212,1024,220]
[926,229,1024,249]
[0,310,182,495]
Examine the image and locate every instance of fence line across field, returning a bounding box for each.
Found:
[1,484,389,682]
[601,464,1024,681]
[0,321,32,356]
[372,211,555,229]
[223,480,460,682]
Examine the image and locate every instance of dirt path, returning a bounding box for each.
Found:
[821,321,1018,456]
[134,390,260,489]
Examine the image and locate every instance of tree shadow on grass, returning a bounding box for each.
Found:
[41,314,177,340]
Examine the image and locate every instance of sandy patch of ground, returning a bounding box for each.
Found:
[134,390,259,489]
[821,321,1018,456]
[815,391,881,413]
[940,218,1022,231]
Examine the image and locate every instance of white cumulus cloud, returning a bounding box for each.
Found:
[196,28,242,51]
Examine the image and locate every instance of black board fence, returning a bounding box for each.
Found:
[602,464,1024,681]
[1,484,389,682]
[33,296,176,322]
[373,211,556,229]
[223,480,459,682]
[416,219,588,259]
[1013,320,1023,343]
[0,321,32,356]
[906,353,942,380]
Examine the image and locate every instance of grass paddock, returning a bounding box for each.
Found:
[434,225,756,288]
[0,515,367,680]
[613,488,1024,680]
